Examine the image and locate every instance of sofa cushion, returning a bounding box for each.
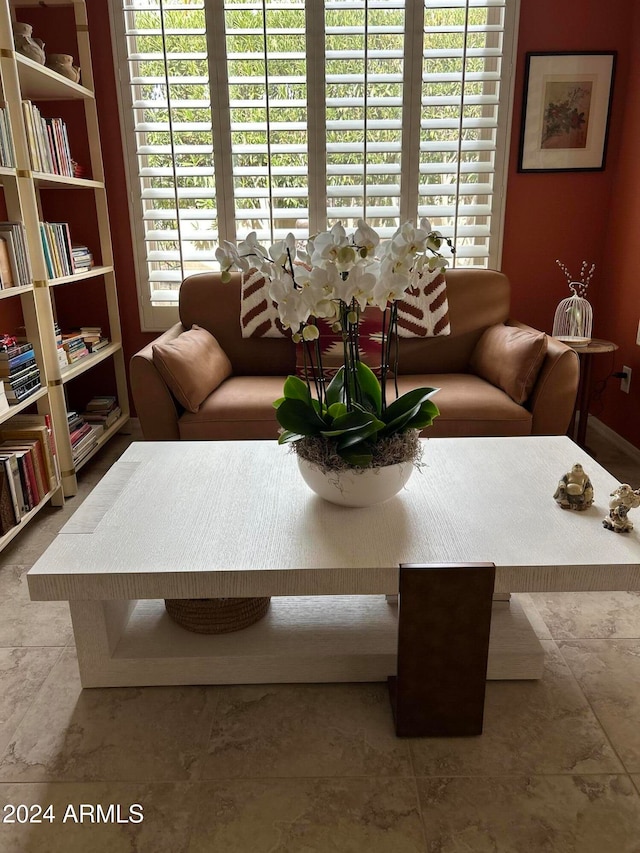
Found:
[469,324,547,404]
[152,324,232,413]
[392,373,532,437]
[179,375,286,440]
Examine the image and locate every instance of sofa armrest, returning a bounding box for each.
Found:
[130,323,186,440]
[509,320,579,435]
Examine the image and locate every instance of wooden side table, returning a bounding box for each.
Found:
[565,338,618,448]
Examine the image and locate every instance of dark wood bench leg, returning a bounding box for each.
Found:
[388,562,495,737]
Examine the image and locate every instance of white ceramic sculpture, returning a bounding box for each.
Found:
[603,484,640,532]
[12,22,45,64]
[553,463,594,511]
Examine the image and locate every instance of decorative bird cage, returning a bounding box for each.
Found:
[553,261,595,346]
[552,286,593,345]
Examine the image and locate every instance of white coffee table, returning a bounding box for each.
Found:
[28,437,639,697]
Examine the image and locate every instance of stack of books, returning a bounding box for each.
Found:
[82,396,121,431]
[0,222,31,287]
[21,101,73,176]
[68,411,101,466]
[61,332,90,364]
[72,244,93,273]
[0,418,58,532]
[78,326,109,353]
[0,338,41,404]
[0,107,15,168]
[40,221,73,278]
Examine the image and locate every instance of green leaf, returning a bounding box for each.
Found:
[277,430,304,444]
[272,396,285,409]
[327,402,348,419]
[325,367,345,407]
[320,408,382,438]
[405,399,440,430]
[275,398,325,436]
[380,388,439,437]
[355,361,382,415]
[382,387,439,424]
[283,375,312,403]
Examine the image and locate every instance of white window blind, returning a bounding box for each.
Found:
[111,0,519,330]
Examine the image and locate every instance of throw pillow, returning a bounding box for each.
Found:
[396,271,451,337]
[152,325,232,413]
[470,324,548,404]
[295,308,385,381]
[240,268,287,338]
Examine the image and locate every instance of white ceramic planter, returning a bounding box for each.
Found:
[297,457,414,507]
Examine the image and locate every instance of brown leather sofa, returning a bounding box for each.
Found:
[130,269,579,442]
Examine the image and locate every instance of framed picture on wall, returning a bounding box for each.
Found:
[518,51,616,172]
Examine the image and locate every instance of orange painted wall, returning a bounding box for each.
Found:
[591,3,640,446]
[88,1,639,444]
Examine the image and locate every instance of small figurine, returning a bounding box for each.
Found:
[553,463,594,511]
[45,53,81,83]
[603,484,640,533]
[12,22,45,64]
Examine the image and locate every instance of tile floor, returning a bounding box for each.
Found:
[0,426,640,852]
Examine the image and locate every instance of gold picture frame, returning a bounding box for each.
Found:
[518,52,616,172]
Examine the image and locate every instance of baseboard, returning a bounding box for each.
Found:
[587,416,640,464]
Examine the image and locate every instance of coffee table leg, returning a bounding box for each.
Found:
[388,562,495,737]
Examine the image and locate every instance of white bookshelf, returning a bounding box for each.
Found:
[0,0,129,537]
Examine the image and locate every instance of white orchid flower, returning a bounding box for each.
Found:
[300,266,339,319]
[426,231,444,253]
[237,231,269,265]
[334,263,377,310]
[269,232,296,267]
[372,256,411,307]
[354,219,380,257]
[215,242,238,270]
[310,223,349,267]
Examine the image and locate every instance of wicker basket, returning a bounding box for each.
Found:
[164,597,271,634]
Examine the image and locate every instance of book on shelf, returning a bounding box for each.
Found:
[2,360,39,386]
[0,106,15,168]
[3,372,41,403]
[21,102,73,177]
[0,452,26,521]
[0,223,31,287]
[72,244,94,272]
[8,413,59,485]
[0,443,42,509]
[83,395,121,430]
[0,237,14,288]
[72,424,102,465]
[0,463,18,534]
[0,344,36,378]
[40,222,74,278]
[0,424,57,492]
[0,439,47,500]
[70,421,92,446]
[85,394,117,410]
[0,385,9,417]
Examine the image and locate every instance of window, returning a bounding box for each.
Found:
[111,0,519,330]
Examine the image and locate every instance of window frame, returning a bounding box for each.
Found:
[109,0,520,332]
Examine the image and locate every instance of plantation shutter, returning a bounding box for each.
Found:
[111,0,518,330]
